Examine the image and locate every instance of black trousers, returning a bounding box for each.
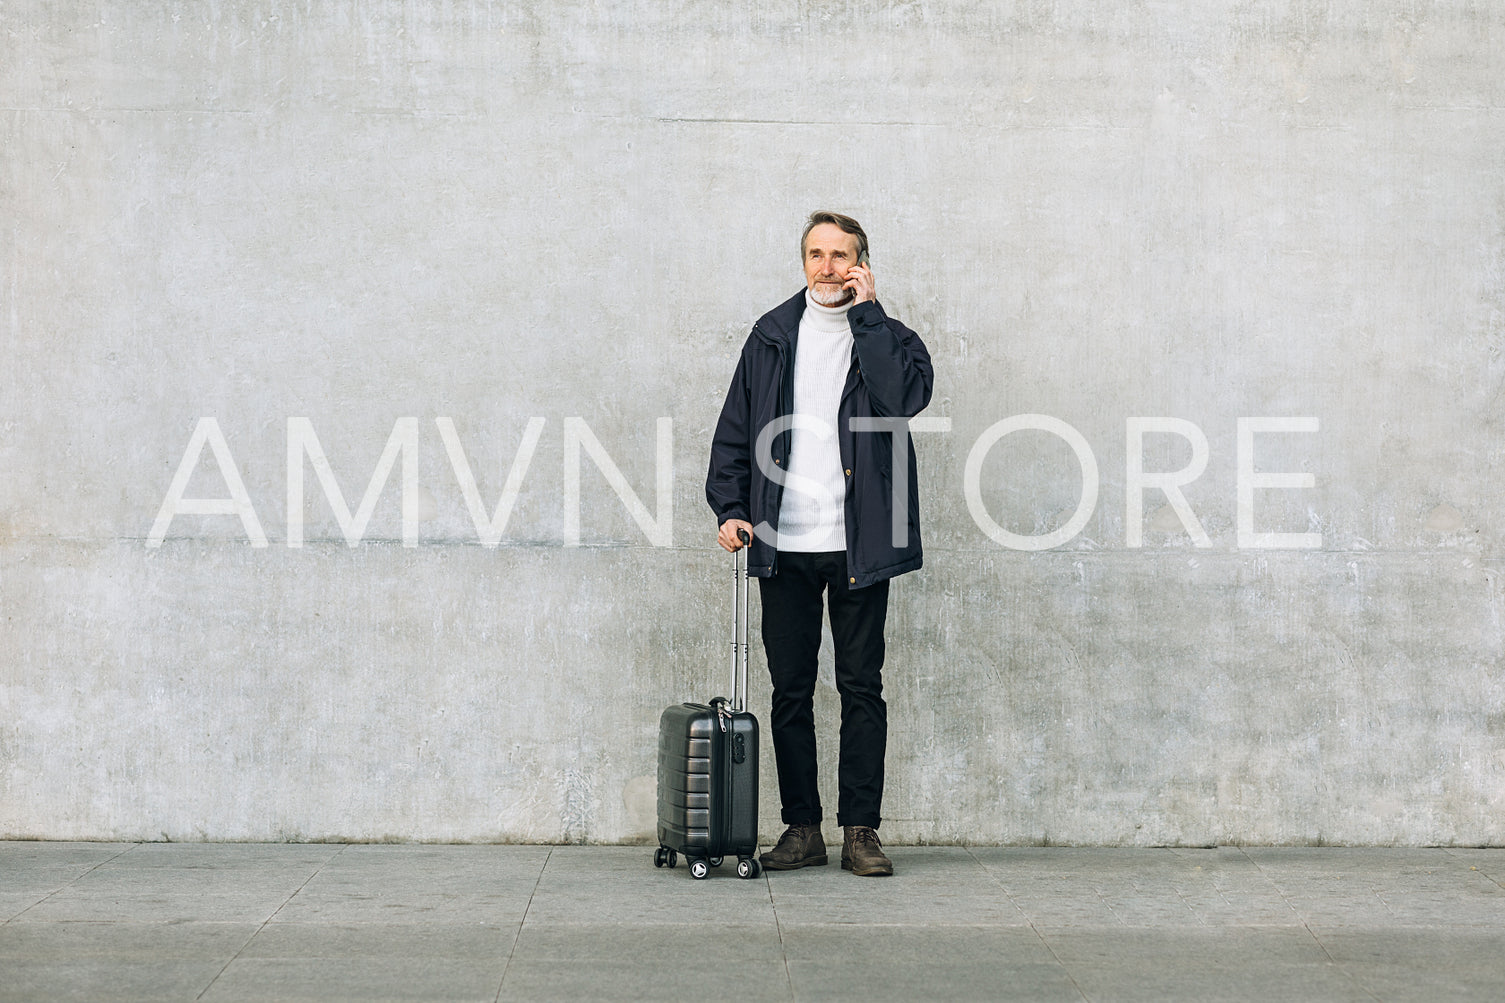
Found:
[758,551,890,830]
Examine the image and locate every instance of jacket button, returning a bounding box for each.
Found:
[845,468,852,476]
[849,577,856,584]
[774,458,781,465]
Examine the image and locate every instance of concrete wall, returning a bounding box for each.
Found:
[4,0,1503,845]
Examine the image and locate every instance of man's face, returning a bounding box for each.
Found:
[803,223,861,306]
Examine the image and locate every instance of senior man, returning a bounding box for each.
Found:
[705,210,934,876]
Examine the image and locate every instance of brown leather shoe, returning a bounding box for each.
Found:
[758,823,828,870]
[841,825,893,876]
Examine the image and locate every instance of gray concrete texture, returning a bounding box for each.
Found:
[2,1,1504,843]
[4,842,1505,1002]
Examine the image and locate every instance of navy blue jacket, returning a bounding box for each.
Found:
[705,289,934,588]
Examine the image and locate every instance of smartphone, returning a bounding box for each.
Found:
[857,249,870,268]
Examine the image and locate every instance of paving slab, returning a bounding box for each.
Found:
[1038,925,1372,1001]
[969,846,1299,928]
[271,845,550,926]
[763,847,1030,927]
[777,923,1055,964]
[1240,846,1505,927]
[0,959,236,1003]
[10,843,343,925]
[14,877,310,925]
[0,920,257,1003]
[0,920,257,962]
[200,956,506,1003]
[1313,927,1505,1002]
[0,843,140,922]
[98,844,343,868]
[786,957,1083,1003]
[509,920,786,961]
[0,842,137,874]
[238,921,520,960]
[497,959,790,1003]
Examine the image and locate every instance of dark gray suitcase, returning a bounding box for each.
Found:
[654,533,761,879]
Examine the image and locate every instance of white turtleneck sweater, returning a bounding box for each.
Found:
[778,291,855,553]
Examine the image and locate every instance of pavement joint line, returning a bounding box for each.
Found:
[963,845,1089,1002]
[763,863,795,1003]
[1233,847,1383,1002]
[1374,885,1405,922]
[1443,848,1505,891]
[1301,924,1385,1003]
[1233,846,1306,924]
[1171,846,1234,922]
[3,840,143,924]
[1297,921,1366,996]
[1095,878,1126,928]
[192,842,349,1002]
[494,845,551,1003]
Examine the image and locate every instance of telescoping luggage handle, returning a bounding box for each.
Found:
[727,528,751,714]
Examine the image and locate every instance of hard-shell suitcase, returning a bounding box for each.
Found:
[654,531,761,879]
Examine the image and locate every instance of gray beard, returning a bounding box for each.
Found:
[809,285,853,307]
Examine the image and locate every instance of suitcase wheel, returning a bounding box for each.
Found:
[737,858,762,879]
[690,859,710,880]
[708,856,723,867]
[653,847,678,869]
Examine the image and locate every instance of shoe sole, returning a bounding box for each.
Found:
[841,858,893,876]
[758,854,828,870]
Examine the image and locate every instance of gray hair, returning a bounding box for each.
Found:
[800,210,869,262]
